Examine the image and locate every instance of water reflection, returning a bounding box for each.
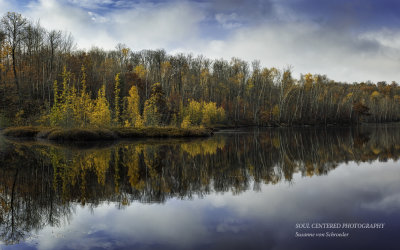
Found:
[0,125,400,248]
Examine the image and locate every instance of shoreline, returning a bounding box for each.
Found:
[2,122,399,142]
[1,126,213,141]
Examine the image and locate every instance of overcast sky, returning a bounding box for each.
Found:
[1,0,400,83]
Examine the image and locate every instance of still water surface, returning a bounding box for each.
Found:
[0,126,400,250]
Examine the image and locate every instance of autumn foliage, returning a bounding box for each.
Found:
[1,12,400,128]
[42,67,225,128]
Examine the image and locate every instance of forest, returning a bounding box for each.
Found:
[1,12,400,128]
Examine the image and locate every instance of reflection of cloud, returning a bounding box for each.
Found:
[216,218,249,233]
[362,194,400,213]
[15,160,400,250]
[205,161,400,221]
[34,201,209,249]
[112,203,208,247]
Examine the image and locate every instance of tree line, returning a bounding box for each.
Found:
[1,12,400,128]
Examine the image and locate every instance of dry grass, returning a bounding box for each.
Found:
[46,128,117,141]
[2,126,44,138]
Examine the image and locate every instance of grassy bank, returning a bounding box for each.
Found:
[2,126,212,141]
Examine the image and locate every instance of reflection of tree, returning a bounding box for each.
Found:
[0,168,24,245]
[2,125,400,244]
[0,144,73,245]
[181,137,225,157]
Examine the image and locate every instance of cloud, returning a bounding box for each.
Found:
[279,0,400,30]
[87,11,109,23]
[23,0,114,49]
[206,0,274,21]
[21,0,204,50]
[0,0,13,14]
[2,0,399,82]
[108,1,204,50]
[67,0,114,9]
[215,13,241,29]
[184,20,400,83]
[359,28,400,50]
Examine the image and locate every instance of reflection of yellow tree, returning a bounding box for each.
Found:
[305,161,315,177]
[114,148,120,193]
[49,148,68,200]
[80,164,87,205]
[124,145,145,190]
[143,145,159,179]
[48,147,111,202]
[181,137,225,157]
[86,150,111,186]
[181,143,202,157]
[23,126,400,208]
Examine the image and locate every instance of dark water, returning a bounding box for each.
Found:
[0,125,400,250]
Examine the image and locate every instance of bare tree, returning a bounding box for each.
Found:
[1,12,27,95]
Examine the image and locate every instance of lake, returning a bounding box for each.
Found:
[0,125,399,250]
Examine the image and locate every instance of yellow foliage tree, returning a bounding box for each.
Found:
[73,65,92,127]
[49,80,62,126]
[48,66,94,127]
[272,105,280,121]
[182,99,225,127]
[134,64,147,79]
[161,61,171,78]
[48,67,75,127]
[89,85,111,127]
[0,42,11,72]
[114,73,121,125]
[185,99,203,126]
[143,98,160,126]
[304,73,313,91]
[125,85,143,127]
[371,91,380,99]
[60,67,75,127]
[216,107,226,123]
[143,83,167,126]
[202,101,216,126]
[181,115,191,128]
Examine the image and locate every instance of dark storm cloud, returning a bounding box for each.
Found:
[281,0,400,30]
[205,0,274,16]
[197,0,400,31]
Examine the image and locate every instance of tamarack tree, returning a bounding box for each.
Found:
[45,71,225,128]
[124,85,143,127]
